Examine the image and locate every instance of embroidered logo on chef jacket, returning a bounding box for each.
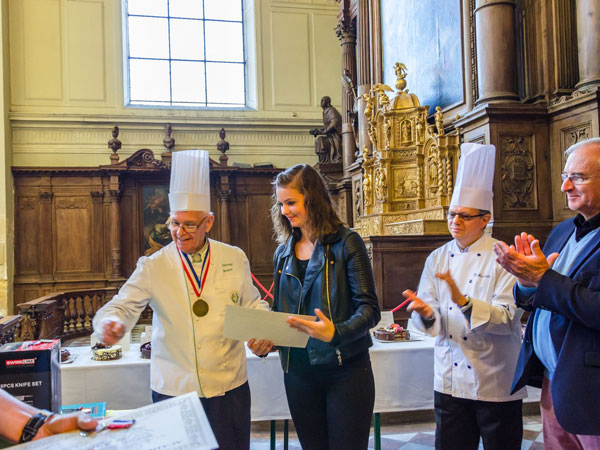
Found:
[222,263,233,272]
[230,291,240,304]
[474,272,491,278]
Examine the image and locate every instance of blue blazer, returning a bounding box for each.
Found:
[511,217,600,435]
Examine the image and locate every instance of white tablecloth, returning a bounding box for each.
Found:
[61,344,151,410]
[61,336,539,420]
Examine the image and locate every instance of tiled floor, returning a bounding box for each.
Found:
[249,415,544,449]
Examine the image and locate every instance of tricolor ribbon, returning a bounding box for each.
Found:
[178,242,211,299]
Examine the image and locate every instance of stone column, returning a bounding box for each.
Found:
[357,0,372,154]
[474,0,519,104]
[337,17,357,172]
[369,0,382,85]
[575,0,600,90]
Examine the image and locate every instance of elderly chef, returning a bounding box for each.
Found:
[402,143,525,450]
[93,149,270,450]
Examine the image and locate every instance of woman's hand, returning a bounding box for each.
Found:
[247,339,274,356]
[287,308,335,343]
[34,412,97,440]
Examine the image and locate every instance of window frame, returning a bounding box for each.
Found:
[121,0,253,110]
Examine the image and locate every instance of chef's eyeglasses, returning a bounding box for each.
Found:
[446,212,486,222]
[560,172,600,185]
[167,217,208,233]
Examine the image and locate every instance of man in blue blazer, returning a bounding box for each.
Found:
[494,137,600,448]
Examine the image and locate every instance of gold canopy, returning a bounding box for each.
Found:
[356,63,460,236]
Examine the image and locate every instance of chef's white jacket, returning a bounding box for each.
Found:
[411,234,526,402]
[93,239,269,398]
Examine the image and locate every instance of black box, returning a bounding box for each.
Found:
[0,340,61,412]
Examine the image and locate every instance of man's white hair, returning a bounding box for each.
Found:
[564,137,600,157]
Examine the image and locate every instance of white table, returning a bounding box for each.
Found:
[61,344,151,410]
[61,336,538,418]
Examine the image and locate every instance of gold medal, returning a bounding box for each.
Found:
[193,298,209,317]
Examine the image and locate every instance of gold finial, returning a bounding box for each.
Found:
[394,62,407,92]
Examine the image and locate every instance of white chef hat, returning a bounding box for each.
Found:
[169,150,211,212]
[450,143,495,211]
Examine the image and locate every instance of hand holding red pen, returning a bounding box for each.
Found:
[401,289,433,319]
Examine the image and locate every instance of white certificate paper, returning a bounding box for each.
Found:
[223,305,316,348]
[14,392,218,450]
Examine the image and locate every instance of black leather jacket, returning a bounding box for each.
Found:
[272,226,380,371]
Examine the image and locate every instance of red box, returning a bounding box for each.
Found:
[0,340,61,412]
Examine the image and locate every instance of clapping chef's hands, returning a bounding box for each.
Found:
[403,289,434,319]
[435,270,468,306]
[287,308,335,343]
[493,232,559,287]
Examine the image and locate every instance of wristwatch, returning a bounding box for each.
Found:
[19,410,54,443]
[461,295,473,310]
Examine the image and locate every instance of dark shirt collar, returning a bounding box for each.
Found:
[573,212,600,241]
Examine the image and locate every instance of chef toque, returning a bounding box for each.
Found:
[169,150,211,212]
[450,143,495,211]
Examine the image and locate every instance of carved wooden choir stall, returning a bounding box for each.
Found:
[11,127,281,342]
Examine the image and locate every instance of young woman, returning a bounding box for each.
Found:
[250,164,380,449]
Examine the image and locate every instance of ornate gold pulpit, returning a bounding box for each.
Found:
[357,63,460,237]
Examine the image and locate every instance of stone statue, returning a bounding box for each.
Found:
[435,106,444,136]
[310,96,343,164]
[163,124,175,151]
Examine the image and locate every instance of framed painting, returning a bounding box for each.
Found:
[142,185,171,256]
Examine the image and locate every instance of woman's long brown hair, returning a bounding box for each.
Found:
[271,164,343,244]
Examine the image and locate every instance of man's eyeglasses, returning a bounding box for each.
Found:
[167,218,207,233]
[560,172,600,185]
[446,212,486,222]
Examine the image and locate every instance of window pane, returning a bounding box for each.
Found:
[128,0,167,17]
[129,17,169,59]
[170,19,204,60]
[172,61,206,104]
[206,62,244,105]
[204,0,242,21]
[130,59,171,102]
[205,22,244,62]
[170,0,203,19]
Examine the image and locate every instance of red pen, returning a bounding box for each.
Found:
[391,292,417,313]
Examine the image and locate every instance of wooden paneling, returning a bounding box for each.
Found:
[15,195,40,275]
[12,154,282,310]
[55,195,92,273]
[365,235,452,317]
